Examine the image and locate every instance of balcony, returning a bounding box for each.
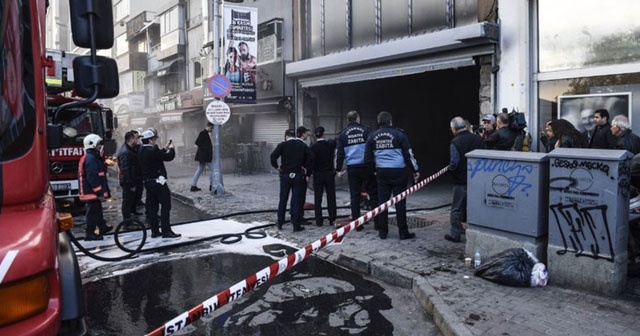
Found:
[126,11,157,40]
[116,52,148,73]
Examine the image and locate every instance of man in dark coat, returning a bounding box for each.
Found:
[484,112,518,150]
[611,115,640,154]
[310,126,337,226]
[589,109,616,149]
[138,129,181,238]
[117,131,141,221]
[190,122,214,191]
[445,117,486,243]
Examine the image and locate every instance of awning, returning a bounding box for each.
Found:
[229,101,279,115]
[130,118,147,127]
[159,107,201,124]
[298,54,476,88]
[287,22,497,87]
[157,59,183,77]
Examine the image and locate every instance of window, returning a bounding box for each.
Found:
[115,34,128,56]
[0,0,36,160]
[194,62,202,86]
[114,0,130,24]
[161,7,180,35]
[538,0,640,72]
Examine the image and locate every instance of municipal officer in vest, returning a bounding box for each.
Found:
[445,117,486,243]
[138,129,181,238]
[79,134,112,241]
[336,110,379,231]
[365,111,420,240]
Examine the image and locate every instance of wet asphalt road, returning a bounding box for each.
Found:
[67,181,440,335]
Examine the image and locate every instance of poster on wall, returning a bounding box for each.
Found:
[558,92,632,134]
[223,5,258,104]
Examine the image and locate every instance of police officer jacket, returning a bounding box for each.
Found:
[364,125,419,173]
[79,149,110,201]
[270,138,313,175]
[336,122,371,170]
[138,144,176,180]
[117,143,139,188]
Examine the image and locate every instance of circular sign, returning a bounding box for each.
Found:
[207,74,232,98]
[205,100,231,125]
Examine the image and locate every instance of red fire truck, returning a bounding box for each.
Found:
[47,96,117,201]
[0,0,118,335]
[46,49,117,201]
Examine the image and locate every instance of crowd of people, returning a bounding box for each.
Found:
[79,127,181,241]
[79,107,640,243]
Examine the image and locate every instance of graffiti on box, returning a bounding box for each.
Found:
[548,158,630,261]
[468,159,534,209]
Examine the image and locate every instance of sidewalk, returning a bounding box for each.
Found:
[165,160,640,336]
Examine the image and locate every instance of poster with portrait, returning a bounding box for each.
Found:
[558,92,631,134]
[223,5,258,104]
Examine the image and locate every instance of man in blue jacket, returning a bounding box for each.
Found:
[365,111,420,240]
[79,134,112,240]
[336,110,379,230]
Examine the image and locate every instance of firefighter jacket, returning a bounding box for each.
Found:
[79,149,110,201]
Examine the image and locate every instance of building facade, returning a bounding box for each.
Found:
[286,0,640,174]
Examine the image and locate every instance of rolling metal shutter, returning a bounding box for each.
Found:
[253,113,289,145]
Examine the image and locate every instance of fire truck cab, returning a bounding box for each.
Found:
[0,0,119,335]
[46,50,117,200]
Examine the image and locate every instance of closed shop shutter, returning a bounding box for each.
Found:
[253,113,289,145]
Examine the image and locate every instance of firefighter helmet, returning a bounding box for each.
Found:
[83,134,103,150]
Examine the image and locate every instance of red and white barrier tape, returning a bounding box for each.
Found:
[146,166,448,336]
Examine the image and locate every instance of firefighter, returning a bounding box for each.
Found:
[79,133,112,241]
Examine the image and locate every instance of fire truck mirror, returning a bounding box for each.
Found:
[47,124,64,150]
[73,56,119,99]
[69,0,114,49]
[105,109,115,130]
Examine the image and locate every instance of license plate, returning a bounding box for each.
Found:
[52,183,71,191]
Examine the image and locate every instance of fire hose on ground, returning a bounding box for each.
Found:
[145,166,449,336]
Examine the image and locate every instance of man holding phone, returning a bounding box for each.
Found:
[138,129,181,238]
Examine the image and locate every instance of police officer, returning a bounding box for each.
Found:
[79,134,112,240]
[138,129,181,238]
[270,128,313,232]
[336,110,379,230]
[310,126,337,226]
[365,111,419,240]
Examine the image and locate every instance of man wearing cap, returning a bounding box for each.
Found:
[336,110,379,231]
[310,126,337,226]
[138,129,181,238]
[485,112,518,150]
[270,128,314,232]
[480,114,496,140]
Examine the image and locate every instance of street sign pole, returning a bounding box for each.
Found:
[206,99,231,195]
[211,123,224,195]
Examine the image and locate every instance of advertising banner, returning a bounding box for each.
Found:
[223,5,258,104]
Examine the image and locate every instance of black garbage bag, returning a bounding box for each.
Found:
[474,248,536,287]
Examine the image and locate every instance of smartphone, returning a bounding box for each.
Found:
[168,139,173,145]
